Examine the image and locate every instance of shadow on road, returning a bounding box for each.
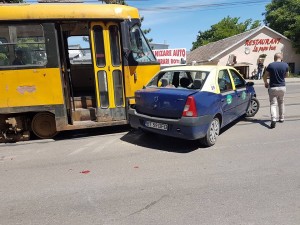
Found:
[53,125,131,141]
[121,120,250,153]
[28,116,281,149]
[240,117,270,129]
[121,129,202,153]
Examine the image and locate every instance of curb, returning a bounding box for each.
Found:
[246,78,300,85]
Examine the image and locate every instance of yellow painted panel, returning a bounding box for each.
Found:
[124,64,160,99]
[0,4,139,21]
[0,68,64,108]
[128,98,136,105]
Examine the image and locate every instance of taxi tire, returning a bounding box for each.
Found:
[246,97,260,117]
[200,117,220,147]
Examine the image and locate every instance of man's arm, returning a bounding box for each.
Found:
[285,71,289,78]
[263,70,270,88]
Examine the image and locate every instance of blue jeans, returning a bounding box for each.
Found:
[256,70,263,79]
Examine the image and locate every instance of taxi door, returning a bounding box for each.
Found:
[229,69,251,116]
[90,22,126,122]
[217,69,238,125]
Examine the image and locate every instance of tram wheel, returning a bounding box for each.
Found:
[31,112,58,139]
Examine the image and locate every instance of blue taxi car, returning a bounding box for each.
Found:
[128,66,259,147]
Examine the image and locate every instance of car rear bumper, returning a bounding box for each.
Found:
[128,108,213,140]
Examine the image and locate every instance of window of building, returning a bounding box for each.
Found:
[288,63,295,74]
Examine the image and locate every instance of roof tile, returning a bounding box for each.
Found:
[187,27,261,64]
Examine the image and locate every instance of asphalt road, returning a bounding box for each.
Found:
[1,83,300,225]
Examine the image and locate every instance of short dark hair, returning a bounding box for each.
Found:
[274,53,283,61]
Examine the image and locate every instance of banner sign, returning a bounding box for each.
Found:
[153,48,186,66]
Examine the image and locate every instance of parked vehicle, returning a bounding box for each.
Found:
[128,66,260,147]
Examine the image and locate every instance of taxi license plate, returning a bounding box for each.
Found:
[145,121,168,130]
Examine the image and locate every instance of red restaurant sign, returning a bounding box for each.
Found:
[245,38,281,53]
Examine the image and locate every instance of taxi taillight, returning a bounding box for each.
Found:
[182,96,198,117]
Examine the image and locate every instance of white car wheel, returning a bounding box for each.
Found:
[201,117,220,147]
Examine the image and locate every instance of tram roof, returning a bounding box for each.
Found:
[0,3,140,21]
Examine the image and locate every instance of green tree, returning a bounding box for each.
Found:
[191,16,261,50]
[264,0,300,52]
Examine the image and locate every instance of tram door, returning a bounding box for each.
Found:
[90,22,126,122]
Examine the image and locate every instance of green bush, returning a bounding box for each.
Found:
[0,53,9,65]
[288,73,300,78]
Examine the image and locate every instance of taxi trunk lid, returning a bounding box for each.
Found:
[135,88,198,119]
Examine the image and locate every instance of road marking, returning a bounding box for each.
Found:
[213,138,298,150]
[69,147,88,155]
[92,137,120,153]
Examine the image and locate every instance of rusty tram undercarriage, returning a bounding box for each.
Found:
[0,112,59,143]
[0,115,31,143]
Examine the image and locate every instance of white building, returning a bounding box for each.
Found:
[187,26,300,78]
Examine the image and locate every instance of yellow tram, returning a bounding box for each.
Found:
[0,3,160,142]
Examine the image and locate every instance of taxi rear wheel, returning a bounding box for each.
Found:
[200,117,220,147]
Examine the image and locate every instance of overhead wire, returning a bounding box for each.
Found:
[23,0,271,14]
[138,0,270,12]
[24,0,150,2]
[24,0,271,9]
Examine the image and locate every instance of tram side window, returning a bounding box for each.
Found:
[0,24,47,67]
[0,38,9,66]
[109,25,121,66]
[93,26,106,67]
[129,25,156,63]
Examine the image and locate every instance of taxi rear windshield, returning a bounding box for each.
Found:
[147,70,209,89]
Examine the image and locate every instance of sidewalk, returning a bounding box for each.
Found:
[246,77,300,85]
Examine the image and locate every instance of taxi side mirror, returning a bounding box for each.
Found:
[246,81,254,87]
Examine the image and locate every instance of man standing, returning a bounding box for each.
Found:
[263,53,289,129]
[12,49,25,65]
[257,59,264,79]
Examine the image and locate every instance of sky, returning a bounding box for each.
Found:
[127,0,272,50]
[28,0,272,50]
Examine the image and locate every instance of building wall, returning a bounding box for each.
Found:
[217,27,300,77]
